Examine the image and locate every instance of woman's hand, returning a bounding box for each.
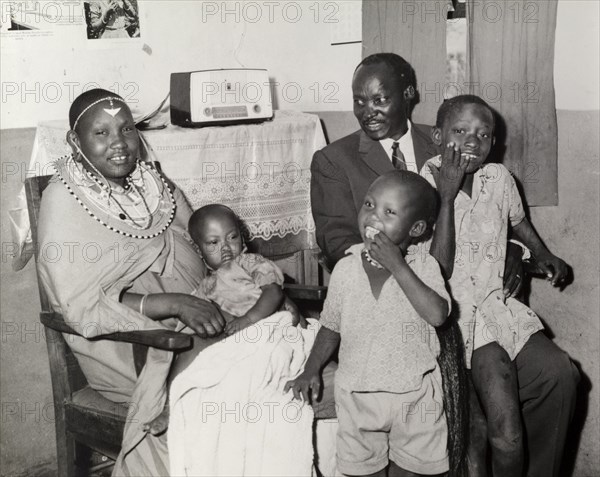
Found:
[122,292,226,337]
[432,142,469,203]
[174,295,226,338]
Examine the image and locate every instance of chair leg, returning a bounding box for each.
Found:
[53,406,78,477]
[74,443,94,476]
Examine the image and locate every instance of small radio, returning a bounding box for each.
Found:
[170,68,273,127]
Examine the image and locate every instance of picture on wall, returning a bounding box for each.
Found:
[83,0,140,40]
[1,0,87,50]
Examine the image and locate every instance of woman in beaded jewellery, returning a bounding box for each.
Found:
[36,89,227,475]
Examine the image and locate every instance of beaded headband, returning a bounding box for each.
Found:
[72,96,127,131]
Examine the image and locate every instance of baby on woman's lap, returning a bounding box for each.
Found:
[144,203,295,435]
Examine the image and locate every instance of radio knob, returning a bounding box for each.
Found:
[204,107,212,116]
[253,105,261,114]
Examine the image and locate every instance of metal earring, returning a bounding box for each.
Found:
[201,254,214,271]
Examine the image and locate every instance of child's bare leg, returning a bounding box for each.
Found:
[467,374,489,477]
[471,342,523,477]
[143,334,226,435]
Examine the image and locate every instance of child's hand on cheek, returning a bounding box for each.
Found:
[432,142,469,203]
[369,233,405,273]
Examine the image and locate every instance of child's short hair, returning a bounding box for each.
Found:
[188,204,246,243]
[69,88,126,131]
[435,94,496,129]
[356,53,417,96]
[379,170,439,232]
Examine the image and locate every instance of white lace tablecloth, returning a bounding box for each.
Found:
[11,111,326,269]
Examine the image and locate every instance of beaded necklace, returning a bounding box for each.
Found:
[54,155,176,239]
[82,162,153,230]
[362,249,384,269]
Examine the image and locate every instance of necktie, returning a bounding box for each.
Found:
[391,141,407,170]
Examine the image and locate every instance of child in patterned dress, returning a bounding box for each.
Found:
[423,94,576,477]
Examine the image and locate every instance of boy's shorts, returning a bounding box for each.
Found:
[334,366,448,475]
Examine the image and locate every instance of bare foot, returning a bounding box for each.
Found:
[143,406,169,436]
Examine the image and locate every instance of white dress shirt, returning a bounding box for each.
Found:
[379,120,418,173]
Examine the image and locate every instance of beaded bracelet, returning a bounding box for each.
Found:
[139,294,148,315]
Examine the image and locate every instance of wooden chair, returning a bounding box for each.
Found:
[26,174,327,476]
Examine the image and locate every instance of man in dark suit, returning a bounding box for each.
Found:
[311,53,579,477]
[311,54,440,270]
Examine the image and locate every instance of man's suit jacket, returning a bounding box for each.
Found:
[311,123,439,270]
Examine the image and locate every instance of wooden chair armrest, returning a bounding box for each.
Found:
[40,311,192,351]
[283,283,328,301]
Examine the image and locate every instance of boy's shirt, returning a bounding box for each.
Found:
[319,243,450,394]
[422,157,543,365]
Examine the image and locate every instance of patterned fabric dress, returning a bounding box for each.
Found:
[422,157,543,367]
[193,252,284,317]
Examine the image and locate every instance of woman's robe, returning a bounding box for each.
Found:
[38,175,203,476]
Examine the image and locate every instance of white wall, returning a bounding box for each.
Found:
[1,0,362,129]
[554,0,600,110]
[3,0,599,126]
[536,4,600,476]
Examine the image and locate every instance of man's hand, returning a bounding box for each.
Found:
[431,142,469,203]
[512,218,572,290]
[175,296,226,338]
[284,368,322,403]
[503,241,525,298]
[535,252,570,287]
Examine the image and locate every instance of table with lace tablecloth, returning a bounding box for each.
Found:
[12,110,326,283]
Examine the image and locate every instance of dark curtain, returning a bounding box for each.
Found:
[362,0,448,125]
[468,0,559,205]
